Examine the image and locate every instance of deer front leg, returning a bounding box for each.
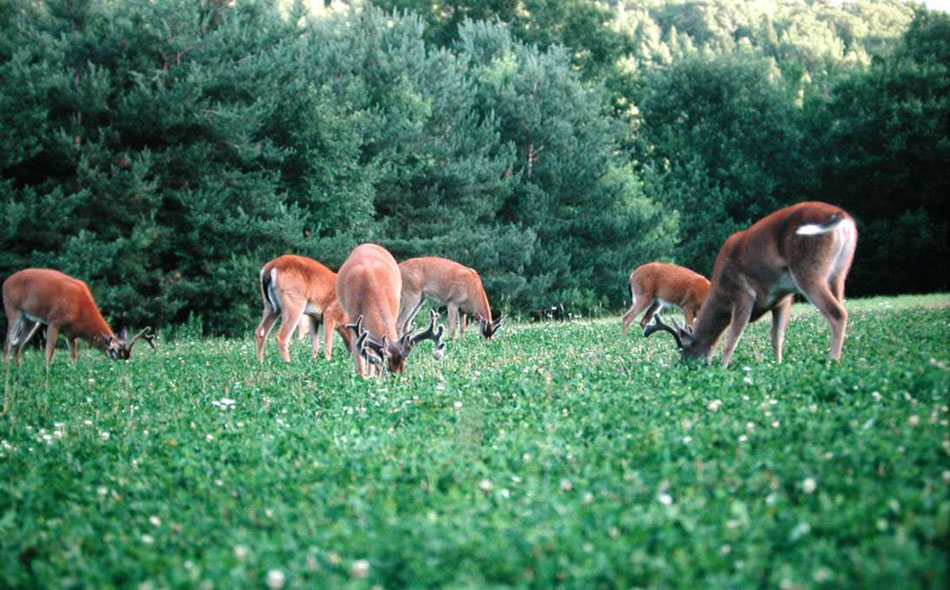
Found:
[770,296,793,363]
[307,315,322,359]
[68,337,80,362]
[44,324,60,366]
[719,296,755,367]
[447,304,461,338]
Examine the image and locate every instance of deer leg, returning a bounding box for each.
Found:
[68,337,80,362]
[275,301,305,363]
[322,315,336,361]
[460,313,467,337]
[640,301,662,329]
[307,314,322,360]
[14,320,42,367]
[3,313,22,365]
[719,296,755,367]
[255,305,280,361]
[800,281,848,361]
[44,325,60,366]
[447,304,460,338]
[621,297,652,336]
[770,296,793,363]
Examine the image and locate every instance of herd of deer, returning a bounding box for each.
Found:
[3,201,857,384]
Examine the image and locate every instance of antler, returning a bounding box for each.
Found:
[127,326,157,351]
[643,314,687,350]
[404,309,446,359]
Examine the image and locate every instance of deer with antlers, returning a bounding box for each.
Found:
[255,255,353,362]
[397,257,504,340]
[2,268,155,368]
[621,262,710,336]
[645,202,857,366]
[336,245,445,378]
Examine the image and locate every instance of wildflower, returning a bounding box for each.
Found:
[266,569,285,590]
[149,515,161,527]
[707,399,723,412]
[141,534,154,545]
[478,479,494,493]
[234,545,249,560]
[453,401,463,410]
[908,415,919,427]
[560,479,572,492]
[802,478,817,494]
[351,559,370,579]
[657,493,673,506]
[206,434,214,442]
[871,391,882,403]
[683,435,692,444]
[100,431,110,441]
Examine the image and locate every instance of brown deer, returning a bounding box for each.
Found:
[397,257,504,340]
[255,254,352,362]
[645,202,857,366]
[620,263,710,335]
[336,244,445,378]
[2,268,155,368]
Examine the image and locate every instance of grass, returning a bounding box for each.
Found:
[1,294,948,589]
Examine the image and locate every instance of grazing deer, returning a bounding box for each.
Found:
[397,257,504,340]
[336,244,445,378]
[255,254,352,362]
[620,262,710,335]
[2,268,155,367]
[645,202,857,366]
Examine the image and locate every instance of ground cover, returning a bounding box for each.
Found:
[1,294,948,589]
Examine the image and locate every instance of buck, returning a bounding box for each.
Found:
[620,262,710,336]
[336,244,445,378]
[2,268,155,367]
[645,202,857,366]
[255,254,353,362]
[397,257,504,340]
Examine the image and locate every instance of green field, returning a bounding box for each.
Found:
[2,294,948,589]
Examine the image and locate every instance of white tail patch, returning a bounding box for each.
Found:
[265,268,281,312]
[796,216,845,236]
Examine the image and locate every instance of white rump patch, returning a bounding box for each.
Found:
[796,217,845,236]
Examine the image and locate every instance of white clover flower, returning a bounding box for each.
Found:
[707,399,723,412]
[99,431,110,441]
[908,415,920,427]
[560,479,572,492]
[141,534,154,545]
[266,569,285,590]
[149,515,161,527]
[478,479,494,493]
[802,478,817,494]
[453,401,463,410]
[234,545,249,560]
[657,493,673,506]
[350,559,370,579]
[871,391,882,402]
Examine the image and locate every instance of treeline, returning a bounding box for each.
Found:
[0,0,947,335]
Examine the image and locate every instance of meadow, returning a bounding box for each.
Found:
[1,294,948,589]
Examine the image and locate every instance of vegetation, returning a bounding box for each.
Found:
[1,0,947,335]
[1,294,948,588]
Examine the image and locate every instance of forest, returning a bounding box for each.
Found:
[1,0,947,335]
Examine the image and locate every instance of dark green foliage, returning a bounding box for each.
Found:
[807,9,950,295]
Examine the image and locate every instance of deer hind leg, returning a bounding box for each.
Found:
[274,300,306,363]
[306,314,322,360]
[621,296,653,336]
[459,313,467,337]
[799,280,848,361]
[68,337,80,362]
[770,295,793,363]
[3,312,22,365]
[720,296,755,367]
[11,320,42,367]
[255,305,280,361]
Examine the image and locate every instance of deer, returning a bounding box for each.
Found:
[644,202,857,367]
[620,262,710,336]
[2,268,155,368]
[397,257,504,340]
[255,254,353,362]
[336,244,445,378]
